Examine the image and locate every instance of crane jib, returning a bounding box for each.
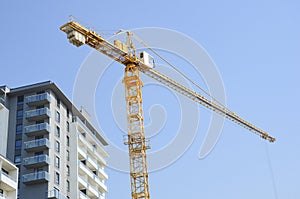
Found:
[60,20,275,143]
[139,66,275,143]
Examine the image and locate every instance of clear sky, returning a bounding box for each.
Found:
[1,1,299,199]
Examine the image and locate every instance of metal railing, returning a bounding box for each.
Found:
[24,123,50,134]
[23,171,49,183]
[1,170,17,182]
[25,93,51,104]
[25,107,50,118]
[23,154,50,165]
[47,189,68,199]
[24,138,50,149]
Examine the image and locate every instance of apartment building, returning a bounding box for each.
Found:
[0,81,109,199]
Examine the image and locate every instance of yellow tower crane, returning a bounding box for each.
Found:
[60,20,275,199]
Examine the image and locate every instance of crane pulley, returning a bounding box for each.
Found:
[60,20,276,199]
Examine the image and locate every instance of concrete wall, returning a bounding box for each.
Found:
[0,104,9,157]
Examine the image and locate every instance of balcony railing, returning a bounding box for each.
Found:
[23,154,50,168]
[79,191,91,199]
[1,170,17,183]
[78,133,107,166]
[78,146,108,180]
[78,176,102,198]
[24,123,50,136]
[25,93,51,106]
[76,118,108,154]
[47,189,68,199]
[0,97,5,105]
[23,171,49,185]
[24,138,50,152]
[25,108,51,121]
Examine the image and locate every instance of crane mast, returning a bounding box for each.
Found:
[123,63,150,199]
[60,20,276,199]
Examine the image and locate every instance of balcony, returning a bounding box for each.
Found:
[24,138,50,152]
[78,134,107,166]
[23,155,50,168]
[25,93,51,106]
[25,108,50,121]
[78,176,103,198]
[78,161,107,193]
[24,123,50,137]
[76,119,108,158]
[47,189,68,199]
[0,171,18,191]
[78,147,108,180]
[23,171,49,185]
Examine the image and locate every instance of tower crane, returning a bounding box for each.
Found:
[60,20,275,199]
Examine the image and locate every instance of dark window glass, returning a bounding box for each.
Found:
[15,140,22,150]
[55,141,60,153]
[55,156,60,168]
[66,121,70,132]
[56,111,60,123]
[16,118,23,125]
[66,136,70,147]
[56,126,60,137]
[34,151,43,156]
[14,155,21,164]
[17,96,24,102]
[16,110,23,118]
[66,165,70,176]
[56,98,60,108]
[16,124,23,134]
[55,172,60,184]
[36,120,44,124]
[66,150,70,161]
[67,180,70,192]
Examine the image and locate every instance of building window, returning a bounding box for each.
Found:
[16,124,23,134]
[17,95,24,105]
[55,111,60,123]
[16,118,23,125]
[14,155,21,164]
[66,150,70,161]
[35,151,43,156]
[55,172,60,184]
[66,165,70,176]
[66,136,70,147]
[15,140,22,150]
[67,180,70,192]
[56,98,60,108]
[55,156,60,168]
[55,141,60,153]
[35,135,43,140]
[66,121,70,132]
[16,110,23,119]
[67,109,70,118]
[55,126,60,137]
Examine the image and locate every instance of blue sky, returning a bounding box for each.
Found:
[1,1,299,199]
